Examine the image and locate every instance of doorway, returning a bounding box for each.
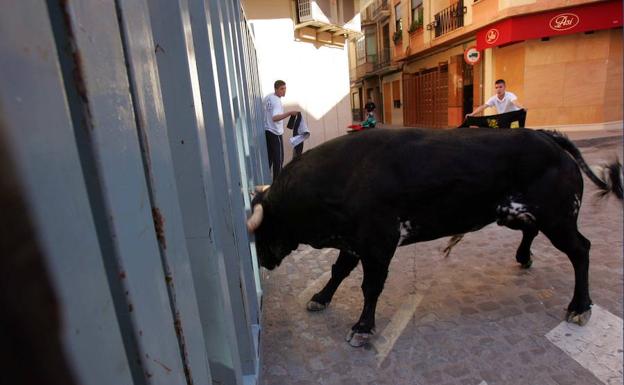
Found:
[462,61,474,117]
[383,82,392,124]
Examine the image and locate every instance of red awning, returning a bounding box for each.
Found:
[476,0,623,50]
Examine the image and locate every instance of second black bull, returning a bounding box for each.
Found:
[247,127,622,347]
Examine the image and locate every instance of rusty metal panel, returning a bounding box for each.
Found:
[188,0,260,377]
[2,1,265,384]
[115,1,214,384]
[222,0,264,339]
[238,6,270,185]
[53,1,189,384]
[146,0,247,383]
[0,2,134,384]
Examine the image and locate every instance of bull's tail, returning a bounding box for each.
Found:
[539,130,623,200]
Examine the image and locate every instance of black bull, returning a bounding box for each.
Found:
[247,128,622,347]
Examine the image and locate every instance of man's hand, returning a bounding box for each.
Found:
[289,111,299,116]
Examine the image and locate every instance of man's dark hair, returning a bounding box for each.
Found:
[274,80,286,89]
[495,79,506,85]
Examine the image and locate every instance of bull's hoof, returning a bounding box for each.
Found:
[345,329,374,347]
[520,259,533,269]
[306,300,328,312]
[566,308,592,326]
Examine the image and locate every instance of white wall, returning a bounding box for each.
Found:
[244,0,353,160]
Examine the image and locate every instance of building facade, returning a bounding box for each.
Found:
[350,0,623,130]
[243,0,361,159]
[348,0,403,125]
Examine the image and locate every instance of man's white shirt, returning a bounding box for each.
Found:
[485,92,520,114]
[263,93,284,135]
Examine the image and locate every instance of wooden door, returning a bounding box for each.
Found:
[383,82,392,124]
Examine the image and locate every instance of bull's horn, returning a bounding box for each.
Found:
[247,204,264,232]
[255,185,270,193]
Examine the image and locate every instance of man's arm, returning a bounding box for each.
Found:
[466,104,488,117]
[272,111,298,122]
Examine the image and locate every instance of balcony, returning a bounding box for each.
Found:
[373,47,390,71]
[349,66,357,82]
[432,0,466,38]
[361,0,390,26]
[372,0,390,21]
[355,53,377,78]
[295,0,361,45]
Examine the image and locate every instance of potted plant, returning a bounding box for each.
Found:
[393,29,403,43]
[408,19,423,33]
[409,7,424,33]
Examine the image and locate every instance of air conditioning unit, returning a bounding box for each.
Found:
[297,0,332,24]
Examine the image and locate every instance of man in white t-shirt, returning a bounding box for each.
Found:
[466,79,526,118]
[263,80,298,181]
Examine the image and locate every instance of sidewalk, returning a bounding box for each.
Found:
[374,123,622,146]
[260,133,623,385]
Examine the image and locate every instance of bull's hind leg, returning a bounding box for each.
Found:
[542,225,593,326]
[307,250,359,311]
[515,228,538,268]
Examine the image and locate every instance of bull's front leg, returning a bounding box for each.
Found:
[307,250,359,311]
[346,258,390,347]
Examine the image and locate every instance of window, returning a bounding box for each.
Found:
[394,3,402,32]
[356,36,366,65]
[365,28,377,63]
[392,80,401,108]
[410,0,423,31]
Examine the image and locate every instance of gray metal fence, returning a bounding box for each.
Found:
[0,0,268,384]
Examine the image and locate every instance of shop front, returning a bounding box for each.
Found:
[475,0,623,127]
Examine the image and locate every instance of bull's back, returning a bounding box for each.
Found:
[290,128,555,192]
[275,128,566,231]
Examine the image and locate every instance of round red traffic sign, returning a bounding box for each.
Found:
[464,46,481,65]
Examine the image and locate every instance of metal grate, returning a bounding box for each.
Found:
[434,0,465,38]
[298,0,312,22]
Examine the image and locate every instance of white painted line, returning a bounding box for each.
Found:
[298,271,332,306]
[477,381,488,385]
[374,292,426,367]
[546,305,623,385]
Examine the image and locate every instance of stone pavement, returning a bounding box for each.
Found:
[259,134,623,385]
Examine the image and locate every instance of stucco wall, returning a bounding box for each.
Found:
[493,29,623,126]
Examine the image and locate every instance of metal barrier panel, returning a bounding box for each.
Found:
[0,0,266,384]
[186,0,260,378]
[49,1,189,384]
[115,1,214,384]
[0,2,134,384]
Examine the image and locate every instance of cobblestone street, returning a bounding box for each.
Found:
[260,132,623,385]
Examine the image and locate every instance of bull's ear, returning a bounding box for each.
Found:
[247,204,264,232]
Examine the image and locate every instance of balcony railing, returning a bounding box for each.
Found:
[433,0,466,38]
[355,53,377,78]
[372,0,390,20]
[373,47,391,71]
